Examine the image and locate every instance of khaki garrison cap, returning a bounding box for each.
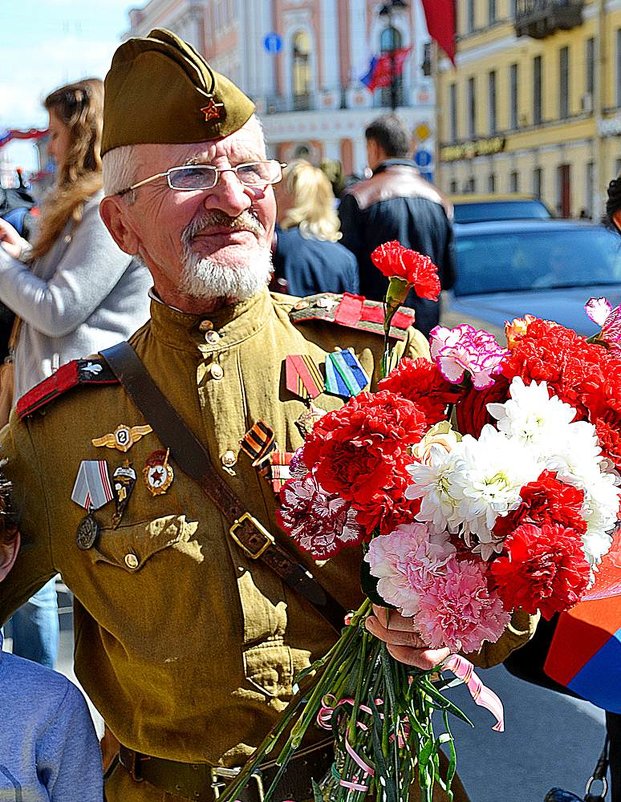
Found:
[101,27,255,155]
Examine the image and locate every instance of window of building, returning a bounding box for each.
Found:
[559,46,569,119]
[467,76,476,139]
[292,30,312,111]
[450,180,458,194]
[379,26,404,108]
[533,55,543,124]
[584,161,594,218]
[489,0,497,24]
[510,63,519,129]
[488,173,496,193]
[449,83,457,142]
[533,167,543,198]
[557,163,571,217]
[586,37,595,102]
[488,70,497,134]
[510,171,519,193]
[466,0,475,33]
[464,176,476,193]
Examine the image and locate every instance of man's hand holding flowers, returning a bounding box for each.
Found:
[365,605,451,669]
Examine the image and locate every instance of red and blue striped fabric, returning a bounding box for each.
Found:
[544,539,621,713]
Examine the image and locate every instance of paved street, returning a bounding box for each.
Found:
[5,607,609,802]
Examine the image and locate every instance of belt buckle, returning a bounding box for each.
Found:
[210,766,265,801]
[229,513,274,559]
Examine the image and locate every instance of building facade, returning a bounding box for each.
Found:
[435,0,621,219]
[124,0,437,182]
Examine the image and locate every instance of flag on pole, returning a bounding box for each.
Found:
[420,0,456,65]
[361,47,412,92]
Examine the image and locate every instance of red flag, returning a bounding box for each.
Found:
[420,0,456,65]
[361,48,412,92]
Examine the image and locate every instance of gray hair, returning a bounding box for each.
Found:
[102,144,139,200]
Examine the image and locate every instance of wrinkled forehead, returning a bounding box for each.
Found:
[132,116,267,174]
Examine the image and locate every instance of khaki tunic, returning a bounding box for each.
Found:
[0,288,535,801]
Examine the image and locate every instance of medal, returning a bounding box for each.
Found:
[324,349,369,398]
[268,452,294,494]
[76,509,100,550]
[143,449,174,496]
[92,424,153,453]
[71,460,113,550]
[285,355,325,401]
[295,402,326,437]
[111,461,137,528]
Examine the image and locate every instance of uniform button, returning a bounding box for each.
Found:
[221,450,237,468]
[198,319,214,332]
[209,363,224,380]
[205,330,221,344]
[124,553,139,570]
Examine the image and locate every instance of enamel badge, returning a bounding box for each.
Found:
[143,449,174,496]
[200,96,223,121]
[92,424,153,453]
[111,462,137,528]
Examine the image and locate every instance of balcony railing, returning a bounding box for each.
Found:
[515,0,584,39]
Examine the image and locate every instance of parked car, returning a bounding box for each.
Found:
[441,219,621,341]
[451,194,553,224]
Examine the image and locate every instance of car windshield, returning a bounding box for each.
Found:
[454,200,551,223]
[454,226,621,296]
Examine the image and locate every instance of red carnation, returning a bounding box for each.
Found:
[454,375,510,438]
[493,470,587,538]
[370,241,441,301]
[303,390,428,507]
[490,521,591,619]
[378,357,461,425]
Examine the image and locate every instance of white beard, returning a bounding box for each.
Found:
[179,209,272,302]
[179,248,272,302]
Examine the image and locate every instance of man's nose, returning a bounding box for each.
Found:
[204,170,252,216]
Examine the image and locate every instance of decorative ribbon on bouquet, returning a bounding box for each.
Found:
[443,654,505,732]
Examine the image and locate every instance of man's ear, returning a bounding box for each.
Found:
[100,196,141,256]
[0,532,20,582]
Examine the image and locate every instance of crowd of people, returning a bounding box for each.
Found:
[0,25,616,802]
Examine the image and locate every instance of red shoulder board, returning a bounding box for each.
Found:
[289,292,416,341]
[17,358,119,420]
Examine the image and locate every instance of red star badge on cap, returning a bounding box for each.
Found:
[200,96,224,122]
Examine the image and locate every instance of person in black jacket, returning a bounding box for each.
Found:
[338,115,455,338]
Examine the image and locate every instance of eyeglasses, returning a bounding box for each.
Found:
[116,160,286,196]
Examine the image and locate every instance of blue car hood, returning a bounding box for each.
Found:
[449,285,621,337]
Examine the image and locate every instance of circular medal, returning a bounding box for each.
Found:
[76,512,100,550]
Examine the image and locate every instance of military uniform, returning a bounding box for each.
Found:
[0,289,535,801]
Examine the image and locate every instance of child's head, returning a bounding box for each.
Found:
[0,474,19,581]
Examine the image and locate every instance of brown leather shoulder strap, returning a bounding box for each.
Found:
[100,341,346,633]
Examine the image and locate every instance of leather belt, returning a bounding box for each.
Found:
[117,739,334,802]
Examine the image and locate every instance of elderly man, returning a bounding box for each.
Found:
[0,30,533,802]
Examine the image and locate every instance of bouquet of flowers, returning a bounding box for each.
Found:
[220,244,621,802]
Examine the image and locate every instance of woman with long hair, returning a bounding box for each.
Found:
[0,78,151,668]
[272,159,359,296]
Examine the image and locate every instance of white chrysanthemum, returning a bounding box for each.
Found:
[580,470,620,566]
[544,421,603,482]
[449,425,543,543]
[406,444,462,534]
[487,377,579,449]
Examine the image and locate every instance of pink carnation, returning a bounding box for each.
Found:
[429,324,509,390]
[586,297,621,353]
[414,556,510,653]
[278,473,363,559]
[364,523,455,617]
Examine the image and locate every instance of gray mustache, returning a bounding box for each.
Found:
[183,210,264,244]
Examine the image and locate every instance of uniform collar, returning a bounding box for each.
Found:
[149,287,274,351]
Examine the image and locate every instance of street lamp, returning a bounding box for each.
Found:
[379,0,409,112]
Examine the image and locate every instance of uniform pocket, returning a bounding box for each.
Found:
[88,514,201,572]
[243,640,294,701]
